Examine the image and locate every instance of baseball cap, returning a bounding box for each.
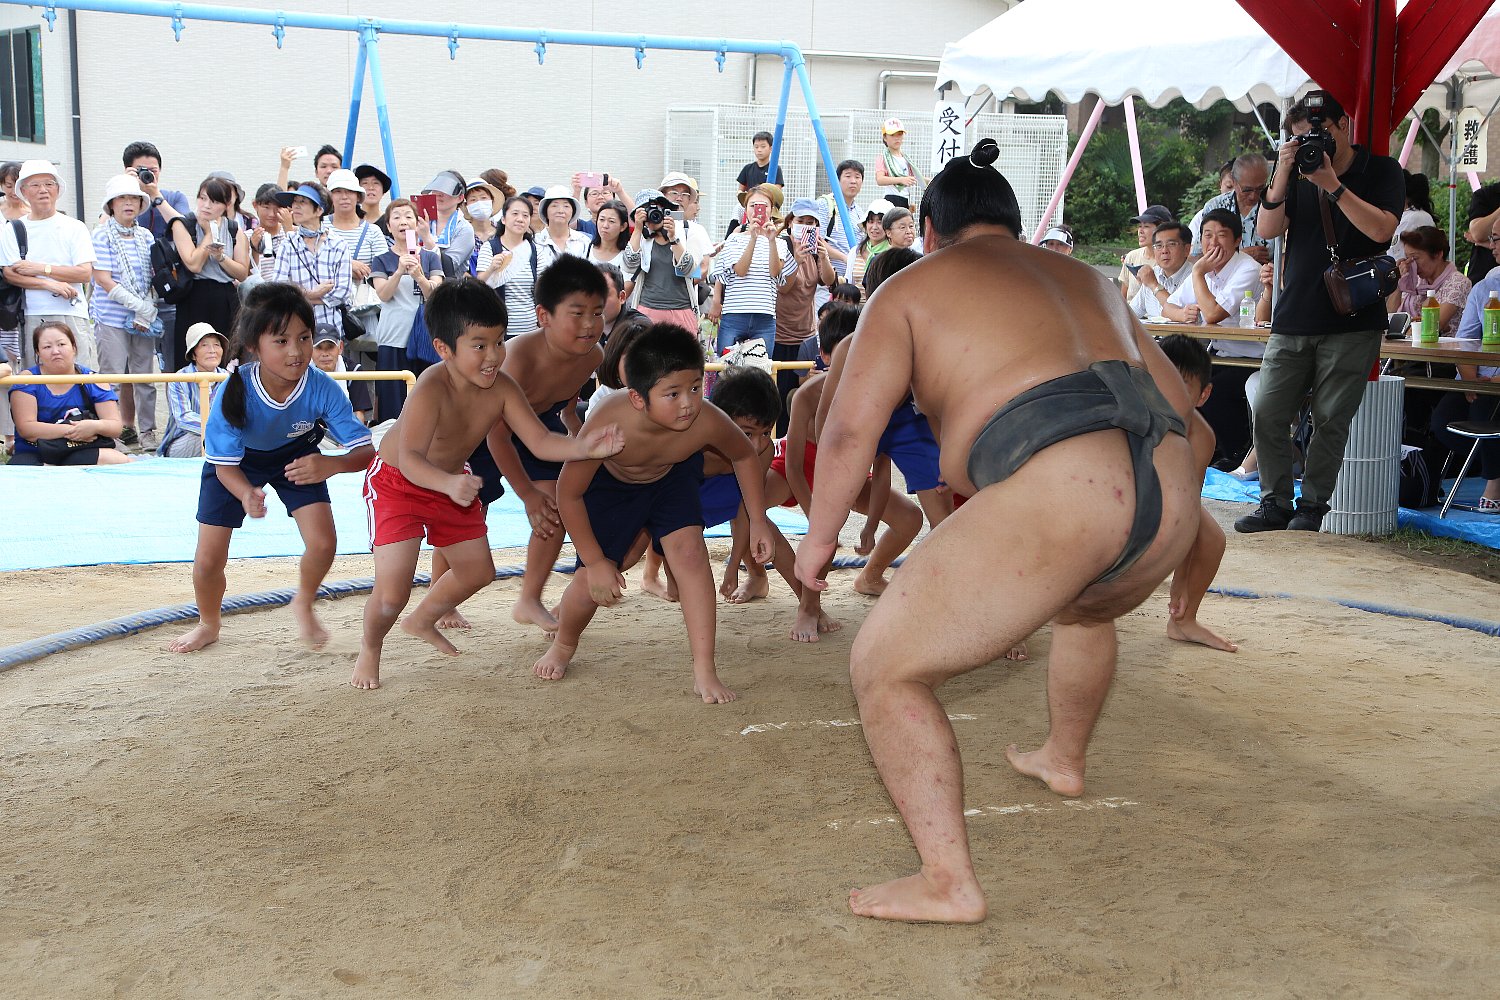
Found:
[523,185,547,199]
[789,197,829,229]
[881,118,906,136]
[1128,205,1174,225]
[1040,227,1074,247]
[312,323,342,346]
[659,172,698,193]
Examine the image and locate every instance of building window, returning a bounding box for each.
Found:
[0,27,43,143]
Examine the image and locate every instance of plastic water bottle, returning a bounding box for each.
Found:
[1484,290,1500,348]
[1420,289,1440,344]
[1238,290,1255,328]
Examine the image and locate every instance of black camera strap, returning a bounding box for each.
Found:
[1318,193,1342,263]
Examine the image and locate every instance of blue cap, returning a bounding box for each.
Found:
[272,183,326,212]
[524,185,547,198]
[789,197,828,228]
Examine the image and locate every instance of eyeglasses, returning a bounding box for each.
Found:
[1152,240,1184,249]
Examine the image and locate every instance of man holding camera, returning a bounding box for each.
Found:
[1235,91,1403,534]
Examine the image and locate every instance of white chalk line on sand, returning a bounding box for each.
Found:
[737,714,977,737]
[824,796,1141,831]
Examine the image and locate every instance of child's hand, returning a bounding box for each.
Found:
[446,473,482,508]
[284,453,331,485]
[579,423,625,459]
[587,561,626,606]
[242,486,268,519]
[856,521,878,556]
[522,489,561,539]
[749,515,775,565]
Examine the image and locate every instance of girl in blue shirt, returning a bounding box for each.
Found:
[170,283,375,654]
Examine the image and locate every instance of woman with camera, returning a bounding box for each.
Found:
[170,176,252,370]
[8,321,129,466]
[624,190,697,332]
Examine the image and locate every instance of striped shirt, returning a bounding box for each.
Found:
[488,237,541,335]
[89,224,154,330]
[166,362,225,436]
[712,232,797,315]
[323,219,390,269]
[271,233,353,335]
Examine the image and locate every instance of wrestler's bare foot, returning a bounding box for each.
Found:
[436,608,472,630]
[512,598,560,632]
[1167,617,1239,652]
[1004,641,1029,661]
[644,573,680,603]
[1005,743,1085,798]
[819,612,842,634]
[729,573,769,604]
[292,601,329,650]
[533,640,576,681]
[790,608,823,643]
[400,615,459,656]
[349,650,381,690]
[853,569,888,597]
[694,669,737,704]
[849,870,987,924]
[168,622,220,653]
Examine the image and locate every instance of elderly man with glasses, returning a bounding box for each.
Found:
[1190,153,1273,264]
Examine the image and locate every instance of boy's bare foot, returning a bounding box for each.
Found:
[350,650,381,690]
[293,603,330,650]
[400,616,459,656]
[791,608,823,643]
[644,574,680,603]
[819,612,842,634]
[512,598,560,632]
[1005,743,1085,797]
[729,573,769,604]
[1167,617,1239,652]
[168,622,220,653]
[1004,641,1029,661]
[436,609,472,630]
[533,640,576,681]
[849,871,987,924]
[694,671,738,704]
[853,570,888,597]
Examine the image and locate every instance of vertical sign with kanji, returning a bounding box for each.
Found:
[1457,106,1487,172]
[931,101,965,174]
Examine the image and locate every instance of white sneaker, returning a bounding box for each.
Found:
[1228,467,1259,482]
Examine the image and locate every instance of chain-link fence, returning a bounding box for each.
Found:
[667,104,1069,239]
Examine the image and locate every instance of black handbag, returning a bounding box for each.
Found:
[33,377,107,462]
[1319,194,1398,316]
[0,219,28,329]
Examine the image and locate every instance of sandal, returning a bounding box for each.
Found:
[1479,497,1500,513]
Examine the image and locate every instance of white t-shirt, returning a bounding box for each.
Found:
[0,213,96,319]
[1166,251,1265,357]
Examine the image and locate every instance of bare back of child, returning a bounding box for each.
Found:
[353,279,622,690]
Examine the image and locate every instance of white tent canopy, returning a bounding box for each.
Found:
[936,0,1312,111]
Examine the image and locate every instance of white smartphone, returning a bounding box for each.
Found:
[289,145,308,160]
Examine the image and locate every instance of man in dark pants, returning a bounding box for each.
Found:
[1236,91,1403,534]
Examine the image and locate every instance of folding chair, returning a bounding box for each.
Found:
[1438,420,1500,518]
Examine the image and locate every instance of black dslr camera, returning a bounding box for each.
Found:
[1294,93,1336,174]
[136,167,156,185]
[643,203,668,228]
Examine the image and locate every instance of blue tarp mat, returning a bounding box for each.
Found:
[1202,467,1500,550]
[0,458,809,571]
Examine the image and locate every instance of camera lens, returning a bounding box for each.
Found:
[137,168,155,185]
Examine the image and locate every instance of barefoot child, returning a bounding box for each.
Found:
[482,255,609,633]
[533,323,775,703]
[169,283,376,654]
[1156,334,1238,652]
[771,302,922,597]
[351,279,624,689]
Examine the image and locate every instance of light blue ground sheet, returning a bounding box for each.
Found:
[0,458,811,571]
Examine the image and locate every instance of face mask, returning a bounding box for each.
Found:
[468,200,493,221]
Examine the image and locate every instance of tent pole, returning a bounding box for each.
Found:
[1450,81,1460,264]
[1031,97,1105,244]
[1396,114,1418,167]
[342,35,368,168]
[1123,96,1146,213]
[1270,97,1289,318]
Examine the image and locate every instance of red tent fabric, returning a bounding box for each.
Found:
[1236,0,1492,151]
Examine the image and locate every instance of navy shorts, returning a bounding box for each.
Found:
[699,472,743,529]
[466,438,508,506]
[878,399,942,493]
[197,436,331,528]
[512,399,570,483]
[581,452,704,567]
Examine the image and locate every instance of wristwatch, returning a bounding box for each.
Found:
[1327,184,1347,204]
[151,196,164,207]
[43,263,52,276]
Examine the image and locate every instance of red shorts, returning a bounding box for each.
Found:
[769,438,817,507]
[363,456,488,549]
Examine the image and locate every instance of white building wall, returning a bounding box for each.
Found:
[0,0,1007,220]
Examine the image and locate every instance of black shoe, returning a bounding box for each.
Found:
[118,425,139,447]
[1287,502,1329,532]
[1234,499,1293,533]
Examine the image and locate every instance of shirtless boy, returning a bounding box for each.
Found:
[797,140,1200,923]
[533,323,775,703]
[352,278,623,690]
[1156,334,1238,653]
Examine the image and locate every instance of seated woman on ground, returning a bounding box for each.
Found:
[8,321,130,466]
[158,322,229,458]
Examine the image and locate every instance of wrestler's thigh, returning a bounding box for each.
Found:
[851,470,1129,691]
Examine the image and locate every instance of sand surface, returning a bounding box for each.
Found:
[2,506,1498,998]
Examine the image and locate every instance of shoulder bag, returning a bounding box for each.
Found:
[1319,193,1398,316]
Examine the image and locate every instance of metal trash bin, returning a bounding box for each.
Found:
[1325,374,1404,536]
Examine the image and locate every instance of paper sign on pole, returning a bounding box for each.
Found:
[1457,106,1487,172]
[932,101,965,174]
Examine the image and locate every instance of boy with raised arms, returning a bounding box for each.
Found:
[798,140,1199,923]
[352,278,623,690]
[533,323,775,703]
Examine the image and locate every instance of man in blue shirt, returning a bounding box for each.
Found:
[122,141,192,372]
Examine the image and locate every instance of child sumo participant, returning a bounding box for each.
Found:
[352,278,623,690]
[533,323,775,703]
[798,140,1200,922]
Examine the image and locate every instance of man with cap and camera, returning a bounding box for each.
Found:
[1189,153,1273,263]
[1235,90,1403,534]
[0,160,98,369]
[1119,204,1173,302]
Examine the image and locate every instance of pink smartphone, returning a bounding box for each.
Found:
[405,230,418,253]
[579,171,606,189]
[749,202,769,228]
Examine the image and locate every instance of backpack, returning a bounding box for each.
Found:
[1398,436,1442,509]
[0,219,27,329]
[151,218,196,304]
